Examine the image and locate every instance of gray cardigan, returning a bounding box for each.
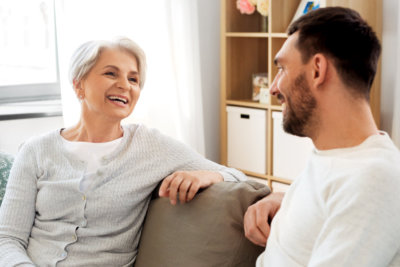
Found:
[0,124,246,266]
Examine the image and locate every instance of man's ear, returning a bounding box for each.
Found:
[311,53,328,88]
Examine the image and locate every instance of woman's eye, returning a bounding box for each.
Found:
[104,72,115,77]
[128,77,138,83]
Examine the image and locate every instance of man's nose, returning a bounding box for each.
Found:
[269,74,280,96]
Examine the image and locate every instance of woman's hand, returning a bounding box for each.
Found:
[159,170,223,205]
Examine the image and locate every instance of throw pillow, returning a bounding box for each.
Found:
[0,152,13,206]
[135,180,270,267]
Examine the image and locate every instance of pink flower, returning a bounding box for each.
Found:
[236,0,255,15]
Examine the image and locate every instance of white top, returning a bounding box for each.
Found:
[257,132,400,267]
[61,137,122,192]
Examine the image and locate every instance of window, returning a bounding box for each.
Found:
[0,0,60,103]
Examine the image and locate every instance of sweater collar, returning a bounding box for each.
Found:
[55,124,139,165]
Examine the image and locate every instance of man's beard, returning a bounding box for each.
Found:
[283,73,317,137]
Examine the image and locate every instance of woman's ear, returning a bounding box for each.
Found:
[73,79,85,100]
[311,53,328,88]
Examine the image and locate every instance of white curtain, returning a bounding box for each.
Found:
[392,2,400,148]
[55,0,205,155]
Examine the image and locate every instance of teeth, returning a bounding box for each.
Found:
[108,96,127,104]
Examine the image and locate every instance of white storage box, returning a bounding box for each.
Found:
[272,112,314,180]
[227,106,267,174]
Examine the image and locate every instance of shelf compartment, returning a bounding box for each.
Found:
[226,99,269,110]
[225,0,269,33]
[270,0,301,33]
[270,33,288,38]
[225,37,268,101]
[240,169,269,180]
[269,175,293,185]
[224,101,283,112]
[270,104,283,111]
[225,32,269,38]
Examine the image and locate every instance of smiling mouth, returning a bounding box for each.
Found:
[107,95,128,104]
[277,93,286,105]
[277,93,287,112]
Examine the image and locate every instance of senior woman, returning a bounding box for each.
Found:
[0,37,246,266]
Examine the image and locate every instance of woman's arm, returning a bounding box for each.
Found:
[159,170,223,205]
[153,128,247,204]
[0,144,37,266]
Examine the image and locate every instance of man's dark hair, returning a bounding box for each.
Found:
[288,7,381,99]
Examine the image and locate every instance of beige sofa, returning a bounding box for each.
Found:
[0,152,270,266]
[135,180,270,267]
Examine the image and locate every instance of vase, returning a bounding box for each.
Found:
[260,16,268,32]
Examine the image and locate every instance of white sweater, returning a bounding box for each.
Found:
[257,132,400,267]
[0,124,246,266]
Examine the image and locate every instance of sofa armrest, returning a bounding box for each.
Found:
[135,180,270,267]
[0,152,13,207]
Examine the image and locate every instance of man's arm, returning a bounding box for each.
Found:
[244,192,284,247]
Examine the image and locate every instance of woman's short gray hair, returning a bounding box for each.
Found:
[69,37,147,89]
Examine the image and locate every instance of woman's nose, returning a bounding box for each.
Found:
[116,78,130,90]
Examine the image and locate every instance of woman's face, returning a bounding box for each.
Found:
[75,48,141,123]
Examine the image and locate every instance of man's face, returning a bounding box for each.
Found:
[270,33,317,137]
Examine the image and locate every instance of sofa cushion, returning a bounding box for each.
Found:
[0,152,13,206]
[135,180,270,267]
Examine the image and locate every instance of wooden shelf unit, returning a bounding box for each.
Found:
[220,0,382,190]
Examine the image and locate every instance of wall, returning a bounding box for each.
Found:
[197,0,221,162]
[381,0,398,134]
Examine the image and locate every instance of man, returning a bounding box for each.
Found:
[244,7,400,266]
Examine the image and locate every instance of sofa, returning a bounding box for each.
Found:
[0,151,270,266]
[0,152,13,206]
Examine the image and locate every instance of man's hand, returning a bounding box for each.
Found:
[159,170,223,205]
[244,192,284,247]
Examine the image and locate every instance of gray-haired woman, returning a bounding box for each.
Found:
[0,37,246,266]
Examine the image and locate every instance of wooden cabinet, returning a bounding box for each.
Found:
[220,0,382,190]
